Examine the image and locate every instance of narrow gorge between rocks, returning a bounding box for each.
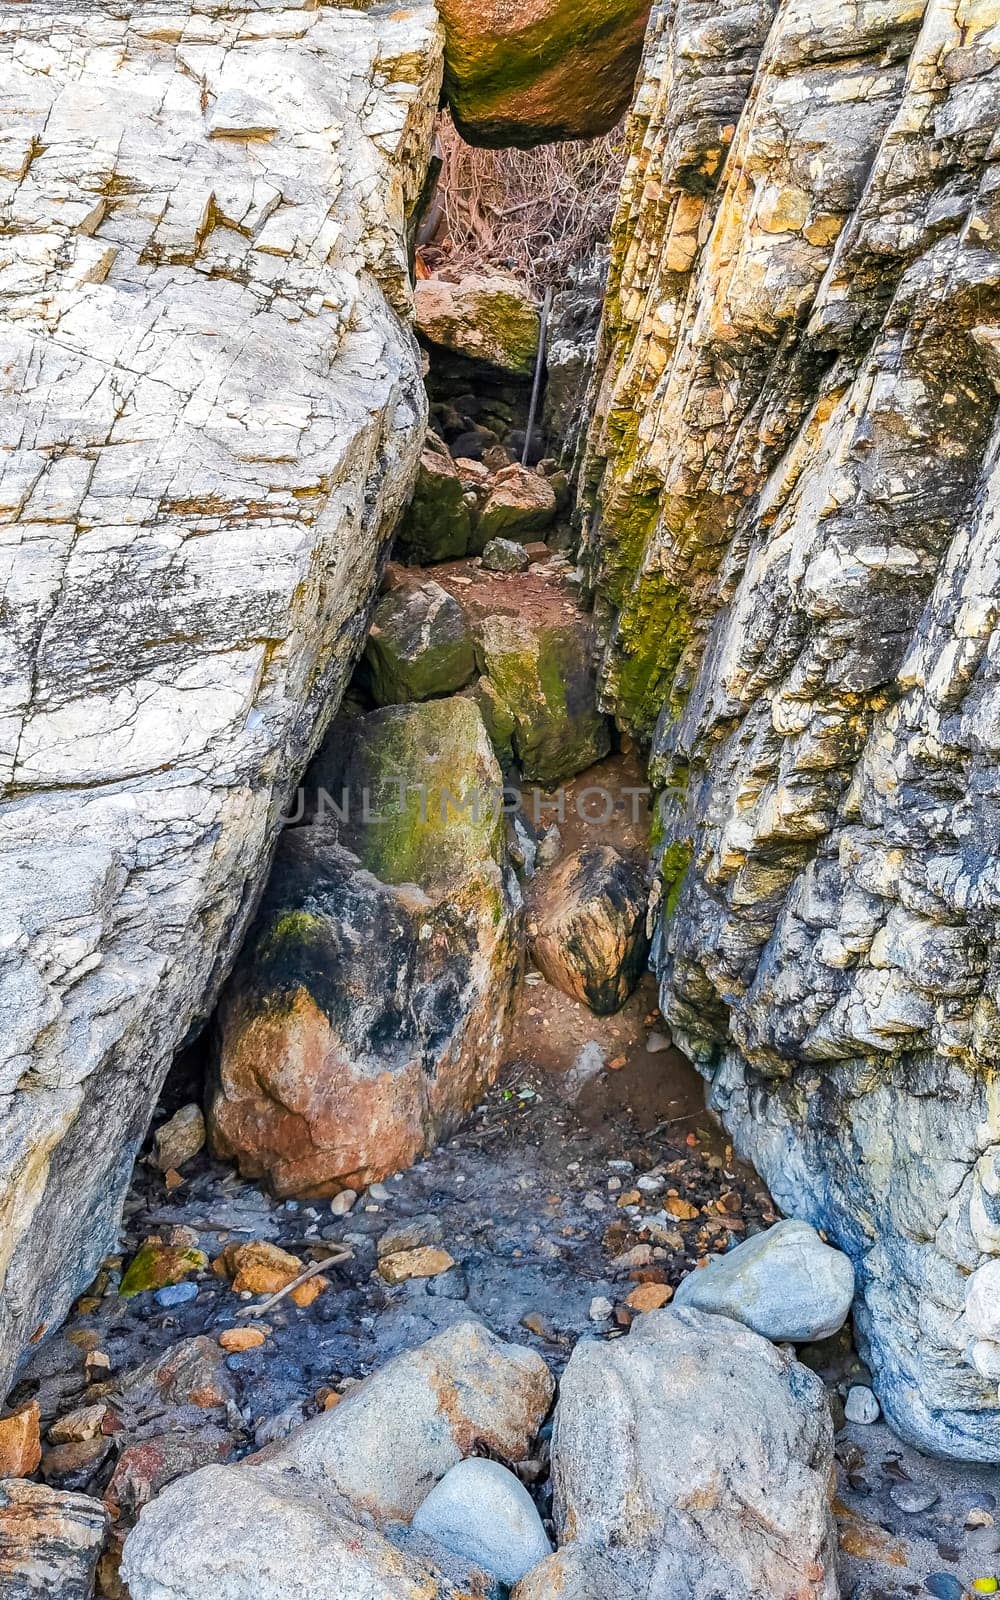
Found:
[2,1,1000,1597]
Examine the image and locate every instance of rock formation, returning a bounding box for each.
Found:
[0,0,443,1396]
[581,0,1000,1459]
[438,0,653,148]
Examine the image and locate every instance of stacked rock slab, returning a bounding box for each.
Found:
[0,0,443,1396]
[581,0,1000,1456]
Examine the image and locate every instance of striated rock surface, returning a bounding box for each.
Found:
[438,0,652,148]
[529,844,650,1015]
[209,698,521,1195]
[552,1308,839,1598]
[581,0,1000,1457]
[0,1,443,1393]
[0,1480,108,1600]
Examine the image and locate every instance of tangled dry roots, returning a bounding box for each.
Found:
[426,113,627,292]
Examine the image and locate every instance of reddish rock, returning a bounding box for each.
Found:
[0,1401,41,1478]
[529,844,650,1014]
[116,1337,235,1413]
[104,1428,232,1521]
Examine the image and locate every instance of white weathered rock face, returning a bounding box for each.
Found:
[0,0,443,1395]
[582,0,1000,1459]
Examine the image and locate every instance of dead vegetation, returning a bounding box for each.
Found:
[421,113,627,293]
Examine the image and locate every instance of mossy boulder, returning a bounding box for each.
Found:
[415,274,540,378]
[438,0,652,147]
[476,613,611,785]
[209,699,521,1196]
[396,434,473,564]
[362,580,475,705]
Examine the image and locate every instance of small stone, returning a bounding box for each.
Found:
[536,826,561,867]
[588,1296,614,1323]
[645,1029,672,1053]
[482,537,530,573]
[83,1350,111,1381]
[665,1196,699,1220]
[41,1437,113,1492]
[411,1457,551,1586]
[970,1526,1000,1558]
[0,1401,42,1477]
[218,1327,267,1353]
[844,1385,881,1425]
[378,1246,455,1284]
[891,1482,940,1514]
[368,1183,391,1202]
[120,1238,208,1299]
[625,1283,674,1313]
[330,1190,357,1217]
[924,1573,965,1600]
[152,1104,205,1173]
[972,1579,1000,1594]
[377,1215,443,1258]
[155,1281,199,1308]
[47,1405,108,1446]
[521,1312,558,1341]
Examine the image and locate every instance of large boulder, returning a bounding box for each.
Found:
[209,698,521,1195]
[551,1308,839,1599]
[0,1481,108,1600]
[0,0,443,1396]
[122,1322,554,1599]
[415,274,540,377]
[529,844,650,1014]
[396,434,474,564]
[477,467,558,546]
[673,1219,856,1342]
[363,580,476,705]
[438,0,652,147]
[476,614,611,785]
[579,0,1000,1460]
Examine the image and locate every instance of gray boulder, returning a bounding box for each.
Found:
[482,537,530,573]
[672,1218,855,1342]
[411,1457,551,1586]
[123,1322,555,1598]
[551,1308,839,1600]
[363,580,475,704]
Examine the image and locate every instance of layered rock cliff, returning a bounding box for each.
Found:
[0,0,442,1396]
[582,0,1000,1458]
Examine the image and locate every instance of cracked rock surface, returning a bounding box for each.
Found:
[0,0,443,1396]
[581,0,1000,1457]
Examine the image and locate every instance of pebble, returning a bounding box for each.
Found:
[924,1573,965,1600]
[969,1526,1000,1558]
[891,1482,940,1515]
[154,1282,198,1307]
[218,1327,267,1353]
[844,1385,880,1424]
[625,1283,673,1313]
[645,1030,672,1053]
[330,1190,357,1217]
[972,1580,1000,1595]
[379,1247,455,1284]
[368,1183,391,1202]
[589,1296,613,1323]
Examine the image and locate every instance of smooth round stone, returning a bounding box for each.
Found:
[154,1281,199,1308]
[891,1482,939,1514]
[411,1458,551,1586]
[844,1385,881,1424]
[672,1218,855,1342]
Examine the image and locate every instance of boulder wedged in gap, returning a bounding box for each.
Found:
[529,843,650,1015]
[475,613,610,785]
[551,1307,839,1600]
[415,273,540,376]
[362,578,476,705]
[121,1320,554,1600]
[438,0,652,147]
[209,697,522,1196]
[0,0,443,1397]
[396,432,475,564]
[477,466,558,547]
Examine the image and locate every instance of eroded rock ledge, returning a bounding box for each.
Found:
[0,0,442,1396]
[581,0,1000,1457]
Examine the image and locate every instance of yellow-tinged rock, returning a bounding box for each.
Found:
[218,1327,267,1353]
[221,1241,304,1296]
[0,1401,41,1477]
[625,1283,674,1312]
[379,1247,455,1284]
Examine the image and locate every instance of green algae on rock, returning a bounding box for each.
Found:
[476,613,610,786]
[395,435,474,565]
[438,0,651,147]
[120,1242,208,1300]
